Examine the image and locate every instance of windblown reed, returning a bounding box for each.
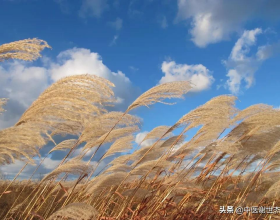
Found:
[0,39,280,220]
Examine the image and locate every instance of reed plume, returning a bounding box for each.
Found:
[0,38,51,62]
[83,126,139,150]
[46,203,98,220]
[142,125,172,143]
[49,139,78,154]
[41,158,92,182]
[0,98,8,114]
[127,81,192,111]
[1,40,280,219]
[0,124,47,165]
[102,135,134,159]
[16,74,116,136]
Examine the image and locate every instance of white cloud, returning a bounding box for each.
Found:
[108,17,123,30]
[223,28,280,94]
[176,0,280,47]
[256,41,280,61]
[159,60,214,92]
[0,62,49,109]
[51,48,108,81]
[230,28,262,61]
[0,47,138,129]
[41,157,61,170]
[224,29,262,94]
[0,160,28,178]
[0,157,61,180]
[72,147,96,158]
[223,28,274,94]
[226,69,243,95]
[0,156,107,180]
[135,131,155,147]
[78,0,108,18]
[0,62,49,129]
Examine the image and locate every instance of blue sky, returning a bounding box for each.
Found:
[0,0,280,178]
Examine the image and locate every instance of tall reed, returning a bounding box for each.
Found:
[0,39,280,220]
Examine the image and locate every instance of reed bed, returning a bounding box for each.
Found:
[0,39,280,220]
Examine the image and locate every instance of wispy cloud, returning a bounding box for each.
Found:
[159,16,168,29]
[78,0,108,18]
[54,0,71,14]
[223,28,280,94]
[129,66,139,72]
[109,35,119,46]
[256,41,280,61]
[108,17,123,31]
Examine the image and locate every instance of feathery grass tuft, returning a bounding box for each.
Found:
[0,98,8,114]
[46,203,98,220]
[127,81,192,111]
[0,38,51,62]
[1,39,280,220]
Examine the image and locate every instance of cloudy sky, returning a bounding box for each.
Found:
[0,0,280,179]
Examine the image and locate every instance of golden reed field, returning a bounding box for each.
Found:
[0,39,280,219]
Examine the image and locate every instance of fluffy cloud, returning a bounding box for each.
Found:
[176,0,280,47]
[0,47,138,129]
[135,131,156,147]
[0,62,49,129]
[159,60,214,92]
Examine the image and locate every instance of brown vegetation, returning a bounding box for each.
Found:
[0,39,280,220]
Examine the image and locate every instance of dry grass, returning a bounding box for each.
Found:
[0,38,51,61]
[0,98,8,114]
[0,39,280,220]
